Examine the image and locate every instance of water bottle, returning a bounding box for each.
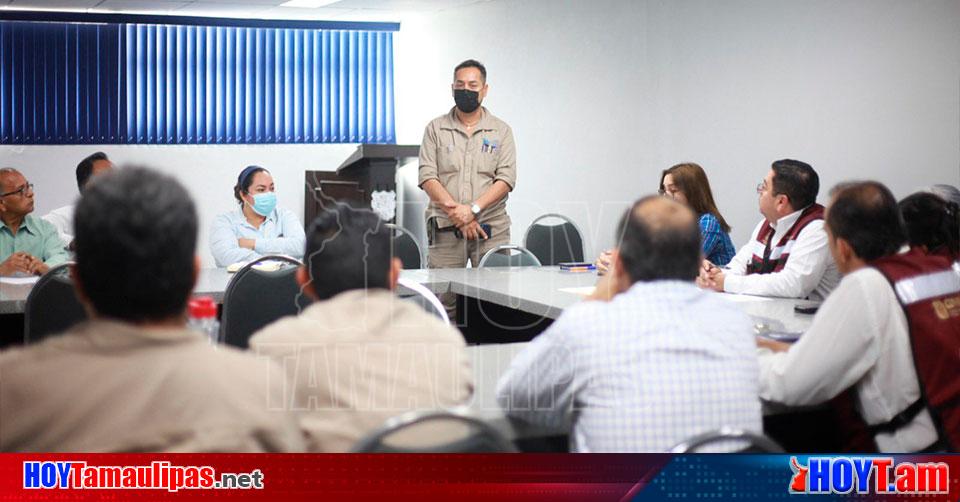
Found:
[188,296,220,345]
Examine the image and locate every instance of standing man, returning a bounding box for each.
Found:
[419,60,517,316]
[0,168,68,276]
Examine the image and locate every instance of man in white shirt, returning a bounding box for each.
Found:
[757,181,941,452]
[496,196,762,452]
[699,159,839,301]
[42,151,114,248]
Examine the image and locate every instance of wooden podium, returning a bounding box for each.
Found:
[304,144,419,224]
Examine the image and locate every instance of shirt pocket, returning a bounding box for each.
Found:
[477,137,500,176]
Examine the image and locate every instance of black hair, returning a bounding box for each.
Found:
[454,59,487,83]
[233,165,269,205]
[74,166,198,322]
[771,159,819,210]
[76,152,109,192]
[303,205,392,300]
[899,192,960,258]
[826,181,905,262]
[615,196,702,283]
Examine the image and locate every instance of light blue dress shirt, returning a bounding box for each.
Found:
[496,280,763,452]
[0,214,69,272]
[209,207,305,267]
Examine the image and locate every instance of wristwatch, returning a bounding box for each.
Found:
[471,203,481,217]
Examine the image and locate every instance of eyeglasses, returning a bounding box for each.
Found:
[756,180,770,195]
[659,187,681,197]
[0,182,33,198]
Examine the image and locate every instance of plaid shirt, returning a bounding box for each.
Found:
[496,280,762,452]
[700,213,736,266]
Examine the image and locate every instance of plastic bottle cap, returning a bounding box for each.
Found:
[188,296,218,318]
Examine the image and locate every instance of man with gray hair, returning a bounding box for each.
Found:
[0,167,68,276]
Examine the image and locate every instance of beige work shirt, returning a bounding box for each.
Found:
[0,320,305,452]
[418,107,517,228]
[249,289,474,452]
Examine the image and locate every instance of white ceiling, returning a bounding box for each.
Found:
[0,0,489,22]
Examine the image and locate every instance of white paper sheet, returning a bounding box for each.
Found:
[718,293,774,303]
[559,286,596,296]
[0,276,39,285]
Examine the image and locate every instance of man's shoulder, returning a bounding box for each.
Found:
[25,214,59,234]
[44,205,74,220]
[426,110,456,129]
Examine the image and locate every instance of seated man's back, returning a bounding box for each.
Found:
[0,320,302,452]
[252,290,471,452]
[498,196,762,452]
[250,206,472,452]
[0,166,304,452]
[501,282,760,452]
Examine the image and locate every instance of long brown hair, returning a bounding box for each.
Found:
[658,162,731,233]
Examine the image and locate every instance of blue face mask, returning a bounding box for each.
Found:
[248,192,277,217]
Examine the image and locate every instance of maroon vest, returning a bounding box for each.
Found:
[746,204,825,275]
[870,250,960,450]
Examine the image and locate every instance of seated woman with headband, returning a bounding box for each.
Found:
[209,165,305,267]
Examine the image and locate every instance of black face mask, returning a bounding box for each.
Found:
[453,89,481,113]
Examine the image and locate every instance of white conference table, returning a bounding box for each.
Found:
[2,266,816,337]
[2,265,817,444]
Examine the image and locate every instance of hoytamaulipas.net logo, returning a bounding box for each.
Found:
[789,456,948,495]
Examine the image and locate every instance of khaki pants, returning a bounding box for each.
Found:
[427,213,511,322]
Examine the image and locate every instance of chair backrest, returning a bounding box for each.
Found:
[478,245,542,268]
[396,277,449,323]
[523,213,585,266]
[220,255,309,348]
[351,409,517,453]
[670,428,785,453]
[386,223,423,269]
[24,262,87,344]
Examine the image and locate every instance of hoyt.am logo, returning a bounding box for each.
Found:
[789,456,949,495]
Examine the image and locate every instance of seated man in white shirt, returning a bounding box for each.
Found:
[42,151,114,248]
[250,205,473,452]
[0,167,304,452]
[757,181,951,452]
[699,159,839,301]
[496,196,762,452]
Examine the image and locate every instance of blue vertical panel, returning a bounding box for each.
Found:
[0,20,394,144]
[384,32,395,143]
[282,29,293,142]
[254,28,263,142]
[0,21,122,144]
[320,30,329,142]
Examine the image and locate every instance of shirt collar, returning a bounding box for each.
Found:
[771,207,805,231]
[1,214,37,235]
[440,106,497,134]
[235,206,278,228]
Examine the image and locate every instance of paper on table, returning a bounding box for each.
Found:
[559,286,595,296]
[0,276,40,285]
[718,293,774,303]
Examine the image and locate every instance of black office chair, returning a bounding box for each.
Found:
[523,213,585,266]
[351,409,518,453]
[23,262,87,344]
[670,427,785,453]
[478,245,542,268]
[397,277,448,323]
[386,223,423,269]
[220,255,310,349]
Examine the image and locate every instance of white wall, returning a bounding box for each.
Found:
[394,0,960,252]
[3,0,958,267]
[0,144,357,267]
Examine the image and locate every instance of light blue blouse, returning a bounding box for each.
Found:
[209,207,305,267]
